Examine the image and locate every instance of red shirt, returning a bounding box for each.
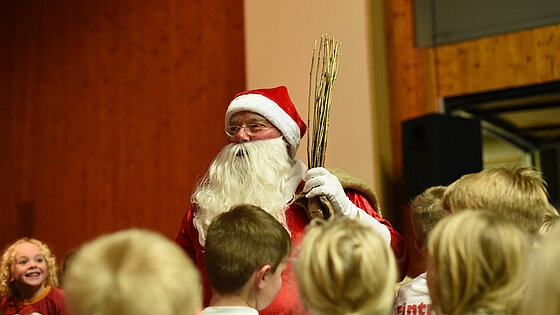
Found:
[1,286,67,315]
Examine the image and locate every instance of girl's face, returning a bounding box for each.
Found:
[11,242,48,290]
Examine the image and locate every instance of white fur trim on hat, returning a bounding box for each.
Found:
[226,93,300,158]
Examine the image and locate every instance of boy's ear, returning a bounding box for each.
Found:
[255,265,272,290]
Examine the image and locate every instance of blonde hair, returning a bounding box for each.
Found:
[537,203,560,239]
[521,225,560,314]
[410,185,447,245]
[63,229,201,315]
[441,166,551,235]
[427,210,530,315]
[0,238,59,298]
[296,217,397,315]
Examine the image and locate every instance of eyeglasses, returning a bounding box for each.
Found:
[225,123,273,136]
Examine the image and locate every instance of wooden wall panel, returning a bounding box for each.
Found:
[0,0,245,262]
[383,0,437,277]
[433,24,560,97]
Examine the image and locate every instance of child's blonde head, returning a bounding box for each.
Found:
[521,224,560,314]
[0,238,58,298]
[63,229,201,315]
[296,217,397,315]
[427,210,530,315]
[410,185,447,246]
[442,166,551,235]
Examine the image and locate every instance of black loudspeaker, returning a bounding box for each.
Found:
[402,113,483,203]
[540,147,560,210]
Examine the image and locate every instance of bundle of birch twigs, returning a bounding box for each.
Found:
[306,34,341,219]
[307,34,340,168]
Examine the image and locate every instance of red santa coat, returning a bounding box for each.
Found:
[176,185,408,315]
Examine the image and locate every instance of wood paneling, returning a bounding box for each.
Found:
[0,1,245,262]
[433,24,560,97]
[383,0,436,277]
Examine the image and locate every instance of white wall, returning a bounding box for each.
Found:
[244,0,378,189]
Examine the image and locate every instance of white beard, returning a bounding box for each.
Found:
[192,137,295,245]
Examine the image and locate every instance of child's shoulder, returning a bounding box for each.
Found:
[37,286,67,315]
[202,306,259,315]
[48,286,65,300]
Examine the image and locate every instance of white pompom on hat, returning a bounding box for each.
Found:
[225,86,307,158]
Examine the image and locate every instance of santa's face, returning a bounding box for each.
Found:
[11,242,48,292]
[226,111,282,143]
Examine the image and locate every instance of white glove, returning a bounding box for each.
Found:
[303,167,351,215]
[303,167,391,244]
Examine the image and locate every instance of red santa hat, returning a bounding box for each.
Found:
[225,86,307,158]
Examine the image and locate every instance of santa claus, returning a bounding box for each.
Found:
[176,86,407,314]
